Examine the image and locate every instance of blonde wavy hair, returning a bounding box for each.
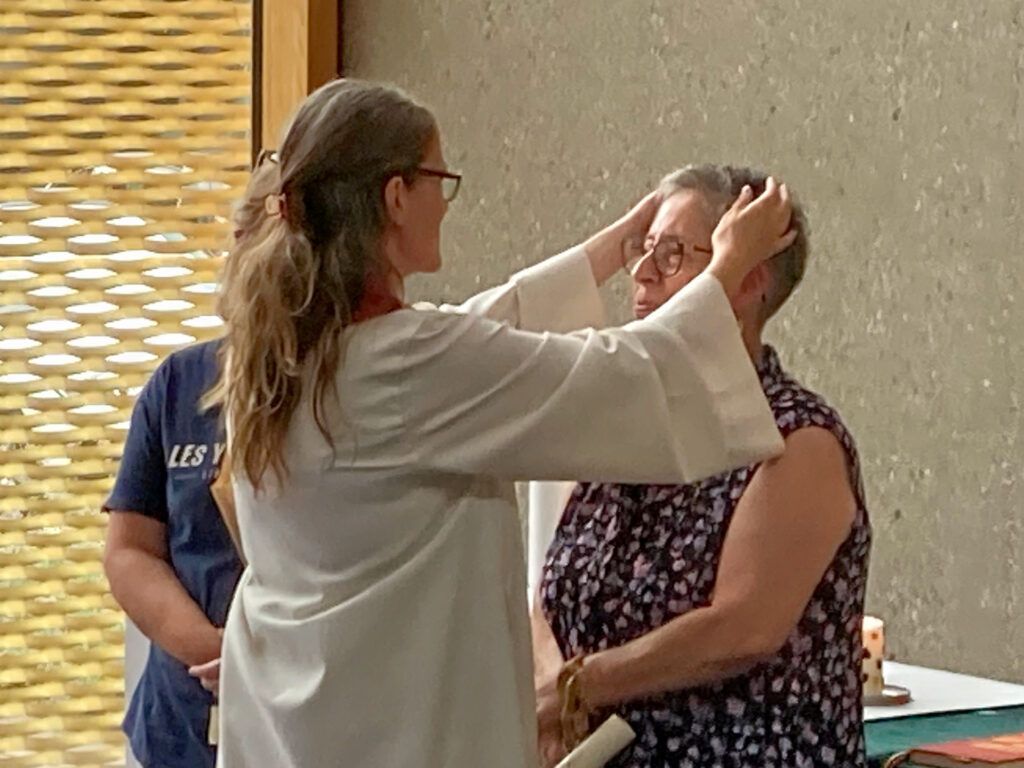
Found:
[206,79,436,490]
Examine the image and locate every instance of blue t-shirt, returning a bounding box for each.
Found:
[105,340,242,768]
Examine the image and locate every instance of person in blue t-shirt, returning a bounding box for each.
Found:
[103,339,242,768]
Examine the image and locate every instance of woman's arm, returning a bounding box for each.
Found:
[399,269,781,484]
[104,512,222,668]
[532,587,565,685]
[576,426,857,707]
[442,192,659,333]
[533,590,569,768]
[391,182,794,485]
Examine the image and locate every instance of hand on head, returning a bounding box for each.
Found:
[707,176,796,301]
[620,190,662,243]
[581,189,663,285]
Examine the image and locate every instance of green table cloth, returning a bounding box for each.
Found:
[866,705,1024,767]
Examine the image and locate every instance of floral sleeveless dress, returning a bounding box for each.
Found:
[540,346,871,768]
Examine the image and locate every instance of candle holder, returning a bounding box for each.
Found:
[862,615,912,706]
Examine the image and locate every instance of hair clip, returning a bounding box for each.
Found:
[264,193,287,219]
[255,148,280,168]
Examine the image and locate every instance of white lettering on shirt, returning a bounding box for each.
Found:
[167,441,225,471]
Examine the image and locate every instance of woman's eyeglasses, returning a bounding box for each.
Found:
[414,167,462,202]
[253,150,463,203]
[622,234,713,278]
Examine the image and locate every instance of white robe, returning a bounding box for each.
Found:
[216,247,783,768]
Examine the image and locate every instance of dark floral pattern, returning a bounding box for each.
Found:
[541,346,871,768]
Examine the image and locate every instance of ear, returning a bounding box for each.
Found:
[383,174,408,227]
[734,262,770,316]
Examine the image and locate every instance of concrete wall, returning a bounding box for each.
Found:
[344,0,1024,680]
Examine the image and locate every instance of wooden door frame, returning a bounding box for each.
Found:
[252,0,343,162]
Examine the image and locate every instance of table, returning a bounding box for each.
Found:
[864,662,1024,767]
[866,706,1024,766]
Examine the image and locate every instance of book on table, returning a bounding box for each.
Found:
[908,732,1024,767]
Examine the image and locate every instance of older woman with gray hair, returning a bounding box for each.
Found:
[533,165,872,768]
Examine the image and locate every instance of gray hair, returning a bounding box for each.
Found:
[658,164,809,322]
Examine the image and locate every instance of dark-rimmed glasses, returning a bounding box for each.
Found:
[622,234,713,278]
[414,167,462,202]
[253,150,463,202]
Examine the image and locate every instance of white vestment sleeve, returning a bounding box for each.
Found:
[435,245,602,602]
[527,480,576,604]
[397,272,783,484]
[427,246,605,333]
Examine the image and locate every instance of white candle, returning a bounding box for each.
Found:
[862,615,885,697]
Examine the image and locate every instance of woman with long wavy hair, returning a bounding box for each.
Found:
[209,78,795,767]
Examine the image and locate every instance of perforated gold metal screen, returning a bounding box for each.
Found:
[0,1,252,764]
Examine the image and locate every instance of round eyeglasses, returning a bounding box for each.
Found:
[622,234,713,278]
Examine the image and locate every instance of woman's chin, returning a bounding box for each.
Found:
[404,255,442,275]
[423,248,443,272]
[634,303,658,319]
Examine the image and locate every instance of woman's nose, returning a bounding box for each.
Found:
[631,251,660,284]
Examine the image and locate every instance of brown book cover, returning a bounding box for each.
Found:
[909,733,1024,767]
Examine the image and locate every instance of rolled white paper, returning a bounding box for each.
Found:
[208,704,218,746]
[862,615,885,697]
[555,714,636,768]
